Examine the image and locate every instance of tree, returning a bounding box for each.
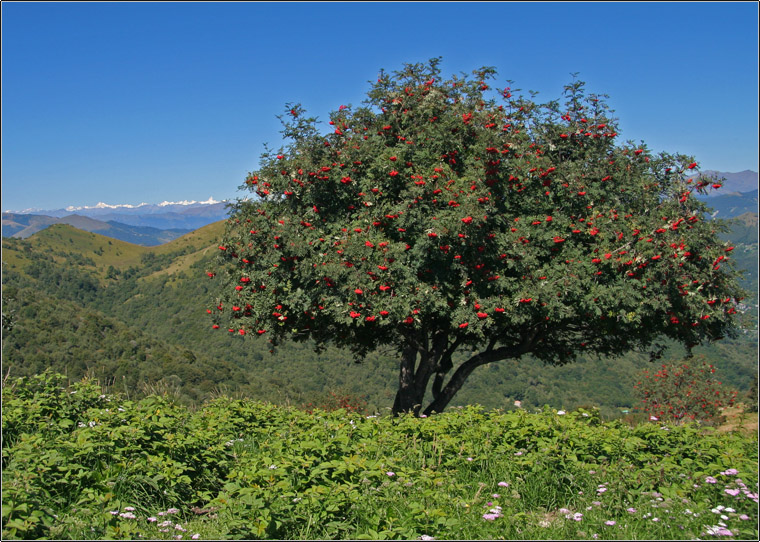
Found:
[208,58,746,416]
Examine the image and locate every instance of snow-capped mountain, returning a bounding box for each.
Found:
[59,197,224,213]
[5,198,234,230]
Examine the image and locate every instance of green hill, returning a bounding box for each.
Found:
[2,216,757,416]
[2,212,192,246]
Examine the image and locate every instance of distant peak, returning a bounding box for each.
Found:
[7,197,229,214]
[157,197,223,207]
[64,201,150,212]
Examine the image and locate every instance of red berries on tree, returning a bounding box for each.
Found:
[209,58,745,416]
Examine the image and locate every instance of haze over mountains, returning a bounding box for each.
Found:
[695,170,758,195]
[2,198,234,246]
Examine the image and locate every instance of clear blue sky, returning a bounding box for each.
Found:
[2,1,758,212]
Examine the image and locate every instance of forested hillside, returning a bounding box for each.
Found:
[2,215,757,417]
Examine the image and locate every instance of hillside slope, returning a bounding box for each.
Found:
[2,212,193,246]
[2,216,757,414]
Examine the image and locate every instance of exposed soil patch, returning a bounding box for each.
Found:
[717,404,758,434]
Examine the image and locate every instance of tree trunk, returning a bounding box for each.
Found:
[391,331,452,416]
[391,343,423,416]
[422,331,541,416]
[392,328,540,417]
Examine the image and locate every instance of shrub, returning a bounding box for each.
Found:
[633,358,738,424]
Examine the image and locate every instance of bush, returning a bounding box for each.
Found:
[633,358,738,424]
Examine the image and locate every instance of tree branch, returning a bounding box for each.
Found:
[423,327,542,415]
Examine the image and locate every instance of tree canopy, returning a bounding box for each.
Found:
[209,58,746,416]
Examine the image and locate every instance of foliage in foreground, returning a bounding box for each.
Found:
[2,372,757,540]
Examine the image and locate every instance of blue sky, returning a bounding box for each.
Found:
[2,1,758,212]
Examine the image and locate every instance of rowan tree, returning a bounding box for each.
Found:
[208,58,746,416]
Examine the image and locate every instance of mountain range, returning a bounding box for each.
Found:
[691,170,758,218]
[2,170,756,246]
[4,198,234,230]
[693,169,758,195]
[2,198,235,246]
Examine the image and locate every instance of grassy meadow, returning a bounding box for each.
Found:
[2,372,757,540]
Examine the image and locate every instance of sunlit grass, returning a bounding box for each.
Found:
[2,374,757,540]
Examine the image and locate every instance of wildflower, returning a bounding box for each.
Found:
[492,494,500,498]
[514,451,523,456]
[592,501,602,506]
[557,410,566,415]
[739,514,750,521]
[119,512,136,519]
[721,468,738,476]
[175,525,187,532]
[626,508,637,514]
[386,471,395,477]
[605,520,616,526]
[159,520,173,527]
[705,476,718,484]
[466,457,474,461]
[559,508,570,514]
[191,536,201,540]
[109,510,119,516]
[420,537,435,541]
[268,464,277,470]
[498,481,509,487]
[705,525,734,536]
[483,513,500,520]
[597,487,608,494]
[572,512,583,521]
[166,508,180,514]
[650,415,659,421]
[724,488,741,496]
[147,517,157,522]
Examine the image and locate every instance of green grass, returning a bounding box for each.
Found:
[3,372,757,540]
[1,220,228,281]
